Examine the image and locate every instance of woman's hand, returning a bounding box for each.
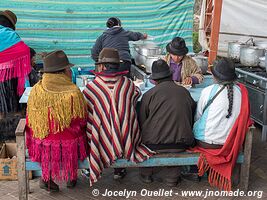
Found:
[183,77,192,85]
[143,33,148,39]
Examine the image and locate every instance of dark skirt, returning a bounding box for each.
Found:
[0,78,21,141]
[0,78,19,114]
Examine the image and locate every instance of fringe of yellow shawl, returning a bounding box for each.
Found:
[27,74,87,139]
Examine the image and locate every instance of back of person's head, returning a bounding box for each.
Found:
[0,15,14,29]
[106,17,121,28]
[42,50,74,74]
[0,10,17,30]
[30,48,36,59]
[150,59,172,82]
[212,57,237,118]
[211,57,237,83]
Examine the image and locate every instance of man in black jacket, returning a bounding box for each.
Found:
[139,59,196,186]
[91,17,147,77]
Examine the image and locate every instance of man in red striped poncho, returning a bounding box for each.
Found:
[83,48,154,185]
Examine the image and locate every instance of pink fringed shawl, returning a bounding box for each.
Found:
[0,41,31,95]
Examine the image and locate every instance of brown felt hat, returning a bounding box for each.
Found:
[0,10,17,29]
[43,50,74,73]
[95,48,121,65]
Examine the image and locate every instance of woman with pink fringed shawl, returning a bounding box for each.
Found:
[0,10,31,141]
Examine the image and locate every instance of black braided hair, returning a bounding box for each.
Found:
[106,17,121,28]
[225,83,234,118]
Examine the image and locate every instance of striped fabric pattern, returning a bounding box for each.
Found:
[83,73,154,184]
[0,0,194,68]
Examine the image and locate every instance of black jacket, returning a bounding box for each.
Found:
[91,27,145,62]
[139,80,196,150]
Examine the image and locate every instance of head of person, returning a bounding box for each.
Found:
[106,17,121,28]
[211,57,237,118]
[211,57,237,84]
[95,48,121,73]
[150,59,172,84]
[30,48,36,68]
[42,50,74,78]
[166,37,188,63]
[0,10,17,30]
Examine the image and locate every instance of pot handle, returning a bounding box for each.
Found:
[245,37,255,46]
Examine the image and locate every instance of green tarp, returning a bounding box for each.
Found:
[1,0,194,68]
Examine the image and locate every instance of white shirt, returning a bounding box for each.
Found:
[193,84,241,145]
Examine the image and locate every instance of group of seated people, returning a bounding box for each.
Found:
[26,46,251,192]
[0,10,251,193]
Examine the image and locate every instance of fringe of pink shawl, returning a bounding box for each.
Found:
[26,118,89,182]
[0,41,31,95]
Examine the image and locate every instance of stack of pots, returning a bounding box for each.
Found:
[228,38,266,67]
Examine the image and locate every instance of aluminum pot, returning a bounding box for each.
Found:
[192,56,208,74]
[228,41,250,62]
[259,56,265,68]
[240,46,265,66]
[133,44,162,56]
[254,40,267,50]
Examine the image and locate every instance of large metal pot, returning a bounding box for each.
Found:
[192,56,208,74]
[133,44,162,56]
[259,56,265,68]
[265,51,267,71]
[228,41,250,62]
[240,46,265,66]
[254,40,267,50]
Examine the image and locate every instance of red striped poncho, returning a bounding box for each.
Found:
[83,72,154,185]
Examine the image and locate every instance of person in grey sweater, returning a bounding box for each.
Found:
[91,17,147,77]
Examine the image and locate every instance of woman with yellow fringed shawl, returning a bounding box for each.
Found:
[26,50,88,192]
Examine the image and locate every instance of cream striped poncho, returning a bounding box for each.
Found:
[83,72,154,185]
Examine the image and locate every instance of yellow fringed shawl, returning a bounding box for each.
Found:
[27,73,87,139]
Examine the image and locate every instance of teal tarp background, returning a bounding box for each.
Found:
[0,0,194,68]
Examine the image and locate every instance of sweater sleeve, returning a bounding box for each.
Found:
[91,35,103,62]
[190,59,204,83]
[126,30,145,41]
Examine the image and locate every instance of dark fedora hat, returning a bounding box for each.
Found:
[166,37,188,56]
[211,58,237,82]
[0,10,17,29]
[150,59,172,80]
[43,50,74,73]
[95,48,121,65]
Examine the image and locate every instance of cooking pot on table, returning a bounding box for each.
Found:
[132,43,163,73]
[192,55,208,74]
[133,43,162,56]
[240,46,265,67]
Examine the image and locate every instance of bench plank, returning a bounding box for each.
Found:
[25,153,244,170]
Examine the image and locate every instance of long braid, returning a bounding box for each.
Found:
[226,83,234,118]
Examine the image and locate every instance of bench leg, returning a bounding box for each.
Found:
[240,127,254,192]
[16,134,28,200]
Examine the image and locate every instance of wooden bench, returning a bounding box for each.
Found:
[15,119,254,200]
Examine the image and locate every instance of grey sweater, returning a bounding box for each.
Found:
[91,27,145,62]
